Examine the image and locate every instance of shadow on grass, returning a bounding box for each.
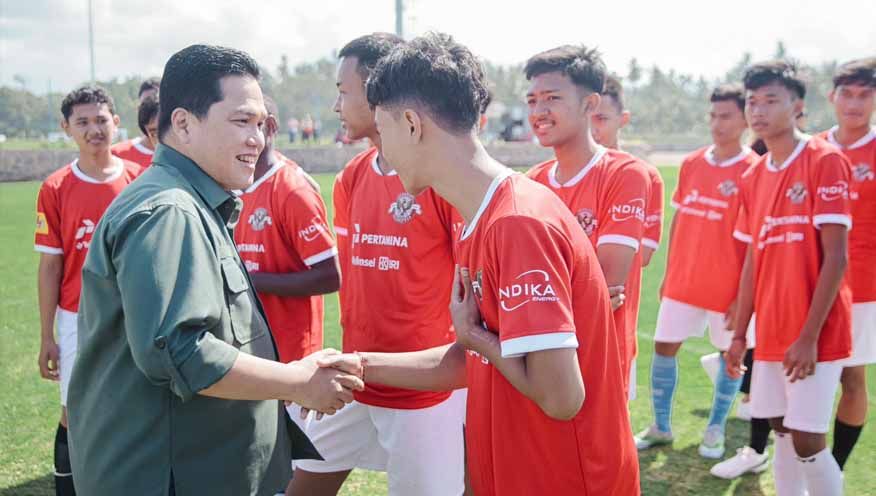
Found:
[0,473,53,496]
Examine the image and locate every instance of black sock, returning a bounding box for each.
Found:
[54,424,76,496]
[749,417,771,454]
[832,419,864,470]
[740,348,755,395]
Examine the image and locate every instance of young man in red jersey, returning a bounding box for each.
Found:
[288,33,466,496]
[111,78,160,167]
[318,32,639,496]
[727,61,853,496]
[817,57,876,473]
[35,86,141,496]
[522,46,651,400]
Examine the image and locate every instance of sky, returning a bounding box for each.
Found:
[2,0,875,94]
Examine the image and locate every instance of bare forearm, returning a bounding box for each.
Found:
[658,215,679,289]
[249,259,340,297]
[201,352,303,402]
[597,244,636,287]
[361,343,467,392]
[37,258,63,341]
[733,247,755,339]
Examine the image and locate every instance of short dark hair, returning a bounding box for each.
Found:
[158,44,261,140]
[524,45,606,94]
[137,94,160,135]
[601,75,624,111]
[139,77,161,97]
[366,32,490,134]
[832,58,876,89]
[743,60,806,99]
[710,83,745,112]
[338,33,405,80]
[61,85,115,121]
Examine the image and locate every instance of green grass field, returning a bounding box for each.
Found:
[1,169,874,495]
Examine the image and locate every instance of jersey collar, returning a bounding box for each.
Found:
[371,152,397,176]
[704,145,753,167]
[766,136,810,173]
[243,157,285,194]
[460,168,516,241]
[132,136,155,155]
[547,146,607,188]
[71,157,124,184]
[826,125,876,150]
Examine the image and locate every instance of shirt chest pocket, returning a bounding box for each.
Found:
[219,256,266,345]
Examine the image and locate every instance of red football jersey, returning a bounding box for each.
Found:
[663,146,758,312]
[235,154,336,363]
[643,161,665,251]
[333,147,458,409]
[819,127,876,303]
[457,171,638,496]
[527,147,651,391]
[111,137,153,169]
[35,158,141,312]
[734,137,853,361]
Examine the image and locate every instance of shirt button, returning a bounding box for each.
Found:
[154,336,167,349]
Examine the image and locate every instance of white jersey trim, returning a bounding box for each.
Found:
[131,137,154,156]
[733,230,753,244]
[35,244,64,255]
[548,146,607,188]
[371,153,397,176]
[334,226,349,236]
[826,126,876,150]
[71,158,124,184]
[813,214,852,230]
[642,238,660,250]
[501,331,579,358]
[596,234,641,251]
[460,168,516,241]
[704,145,754,168]
[766,136,810,172]
[244,160,285,194]
[304,246,338,267]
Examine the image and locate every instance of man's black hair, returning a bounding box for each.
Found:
[743,60,806,99]
[60,85,115,121]
[710,83,745,112]
[832,58,876,89]
[139,77,161,97]
[137,94,160,135]
[524,45,606,94]
[338,33,405,80]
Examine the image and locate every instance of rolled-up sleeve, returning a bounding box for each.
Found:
[113,205,239,401]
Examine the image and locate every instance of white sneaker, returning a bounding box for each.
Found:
[736,398,752,421]
[700,352,720,385]
[710,446,770,479]
[634,425,673,450]
[698,425,726,459]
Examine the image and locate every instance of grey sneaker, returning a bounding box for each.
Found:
[699,425,726,459]
[634,425,673,450]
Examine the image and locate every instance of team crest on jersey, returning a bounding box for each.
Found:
[785,182,808,204]
[388,192,422,224]
[575,209,598,236]
[853,164,874,182]
[248,208,272,231]
[717,180,738,197]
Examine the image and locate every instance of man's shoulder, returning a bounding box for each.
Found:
[101,166,205,229]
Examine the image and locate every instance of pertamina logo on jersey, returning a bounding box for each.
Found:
[786,182,808,204]
[499,269,559,312]
[816,181,849,202]
[610,198,646,222]
[575,209,598,236]
[388,192,422,224]
[74,219,96,250]
[248,207,272,231]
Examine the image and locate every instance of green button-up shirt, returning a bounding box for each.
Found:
[68,145,317,496]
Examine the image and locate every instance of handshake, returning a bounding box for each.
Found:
[290,348,367,420]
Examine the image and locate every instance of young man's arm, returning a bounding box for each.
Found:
[657,213,679,299]
[248,258,340,296]
[597,245,636,310]
[37,253,63,381]
[726,245,755,378]
[784,224,848,382]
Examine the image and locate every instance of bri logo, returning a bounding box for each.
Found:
[499,269,559,312]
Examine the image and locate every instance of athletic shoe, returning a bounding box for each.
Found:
[736,397,752,421]
[700,352,720,385]
[634,425,673,450]
[710,446,770,479]
[698,425,726,459]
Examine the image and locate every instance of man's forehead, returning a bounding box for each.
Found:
[747,83,793,97]
[70,102,112,117]
[527,72,574,95]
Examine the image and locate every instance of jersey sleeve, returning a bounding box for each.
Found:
[597,162,650,251]
[811,153,853,230]
[643,168,664,250]
[670,158,690,209]
[732,179,753,244]
[284,185,337,267]
[34,182,64,254]
[487,216,578,358]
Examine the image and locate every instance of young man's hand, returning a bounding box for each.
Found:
[784,334,818,383]
[292,349,363,417]
[450,266,490,352]
[608,285,625,311]
[725,338,747,379]
[38,338,60,381]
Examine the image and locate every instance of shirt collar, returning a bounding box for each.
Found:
[153,144,234,211]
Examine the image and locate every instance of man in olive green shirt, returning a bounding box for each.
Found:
[68,44,363,496]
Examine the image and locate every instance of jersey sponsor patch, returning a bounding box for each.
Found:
[499,269,559,312]
[36,212,49,235]
[388,192,422,223]
[610,198,646,222]
[248,207,272,231]
[575,208,598,235]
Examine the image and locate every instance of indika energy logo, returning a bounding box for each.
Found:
[499,269,558,312]
[610,198,646,222]
[816,181,849,202]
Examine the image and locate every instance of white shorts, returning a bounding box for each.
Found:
[841,302,876,366]
[296,389,466,496]
[654,297,756,350]
[57,309,78,407]
[749,360,843,433]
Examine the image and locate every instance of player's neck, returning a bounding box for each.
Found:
[764,128,804,166]
[834,122,872,147]
[712,142,743,162]
[428,136,506,226]
[370,133,394,175]
[139,135,155,151]
[554,131,600,184]
[253,147,277,182]
[77,149,120,180]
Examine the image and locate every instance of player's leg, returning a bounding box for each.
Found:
[55,310,77,496]
[373,389,466,496]
[698,312,744,459]
[287,401,385,496]
[636,298,708,449]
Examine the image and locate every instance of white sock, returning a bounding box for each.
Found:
[774,433,806,496]
[797,447,843,496]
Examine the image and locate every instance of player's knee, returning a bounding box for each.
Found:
[790,430,825,458]
[840,367,868,397]
[769,417,789,433]
[654,341,681,357]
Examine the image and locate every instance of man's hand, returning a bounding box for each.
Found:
[38,339,60,381]
[723,299,738,331]
[450,266,495,353]
[784,334,818,383]
[293,349,363,416]
[608,285,625,311]
[725,338,747,379]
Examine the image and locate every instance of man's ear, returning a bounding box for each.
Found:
[403,108,423,143]
[171,108,193,144]
[112,114,121,127]
[828,89,836,105]
[620,110,631,128]
[583,92,601,115]
[60,118,71,137]
[265,114,279,139]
